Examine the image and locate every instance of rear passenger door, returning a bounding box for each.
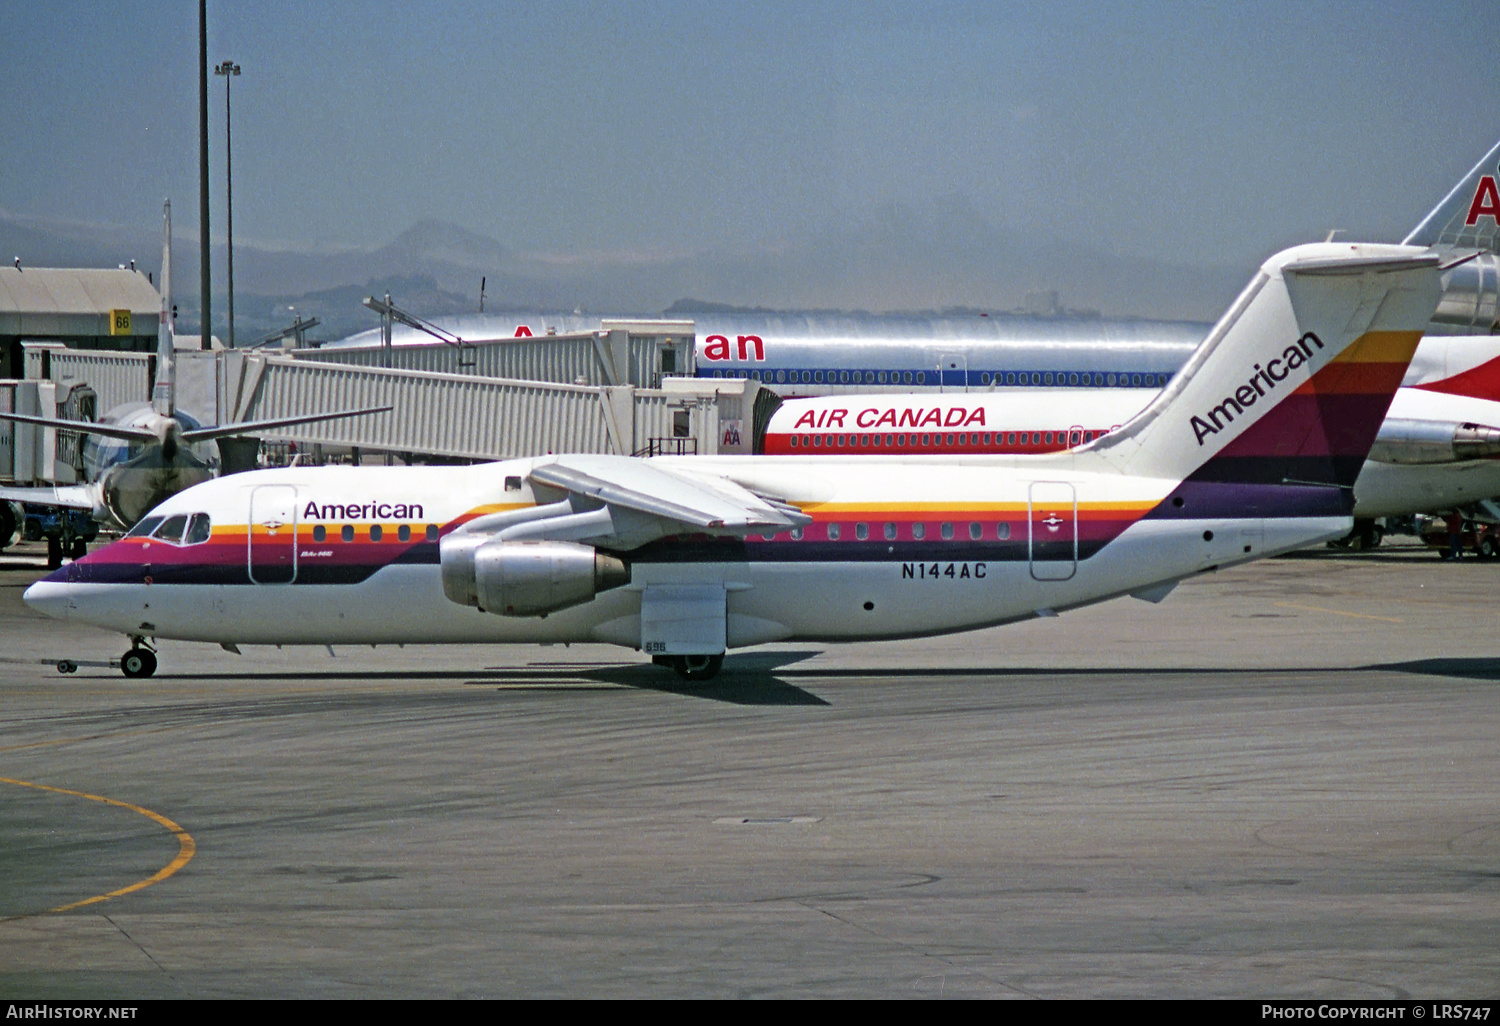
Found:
[1028,481,1077,581]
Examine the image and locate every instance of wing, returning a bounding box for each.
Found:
[468,454,810,550]
[0,484,97,511]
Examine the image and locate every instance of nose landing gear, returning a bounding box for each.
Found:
[120,637,157,678]
[48,642,158,678]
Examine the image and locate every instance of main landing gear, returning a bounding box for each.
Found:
[652,653,725,682]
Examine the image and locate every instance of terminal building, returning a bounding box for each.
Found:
[0,266,161,379]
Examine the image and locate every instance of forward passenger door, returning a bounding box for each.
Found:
[248,485,298,584]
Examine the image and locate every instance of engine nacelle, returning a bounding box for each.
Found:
[1432,254,1500,334]
[441,536,629,617]
[1368,418,1500,465]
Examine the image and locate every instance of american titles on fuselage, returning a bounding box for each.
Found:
[301,501,425,521]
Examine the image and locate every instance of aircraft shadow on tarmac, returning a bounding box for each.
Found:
[1368,656,1500,682]
[572,662,831,706]
[84,650,1499,706]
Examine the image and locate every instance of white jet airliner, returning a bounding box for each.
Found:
[25,242,1442,681]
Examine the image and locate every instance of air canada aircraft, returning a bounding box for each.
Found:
[0,202,389,546]
[26,241,1442,681]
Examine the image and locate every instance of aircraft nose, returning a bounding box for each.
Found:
[23,580,72,622]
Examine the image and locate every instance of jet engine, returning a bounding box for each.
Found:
[1432,254,1500,334]
[1367,418,1500,465]
[441,535,629,617]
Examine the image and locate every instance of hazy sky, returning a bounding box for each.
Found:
[3,1,1498,270]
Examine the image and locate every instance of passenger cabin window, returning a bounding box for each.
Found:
[341,525,354,542]
[184,513,211,545]
[312,525,327,542]
[370,525,384,542]
[425,524,439,542]
[398,525,411,542]
[912,523,926,540]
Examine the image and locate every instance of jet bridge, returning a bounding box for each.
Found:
[291,323,695,390]
[222,351,758,461]
[17,327,768,490]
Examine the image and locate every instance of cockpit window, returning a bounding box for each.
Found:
[152,515,189,544]
[184,513,212,545]
[126,516,164,539]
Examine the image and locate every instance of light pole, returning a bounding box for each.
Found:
[215,60,241,347]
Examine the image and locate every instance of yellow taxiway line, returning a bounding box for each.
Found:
[0,776,196,921]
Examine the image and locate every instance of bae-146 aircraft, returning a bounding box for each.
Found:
[0,202,389,543]
[759,333,1500,543]
[26,241,1442,680]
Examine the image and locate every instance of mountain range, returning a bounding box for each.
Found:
[0,197,1244,343]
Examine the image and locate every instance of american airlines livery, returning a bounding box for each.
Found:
[25,243,1442,681]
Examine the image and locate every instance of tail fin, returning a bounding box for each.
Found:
[1403,137,1500,253]
[1098,243,1441,513]
[151,199,174,417]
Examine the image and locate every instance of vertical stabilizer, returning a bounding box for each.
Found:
[1403,137,1500,253]
[152,200,174,416]
[1098,243,1441,516]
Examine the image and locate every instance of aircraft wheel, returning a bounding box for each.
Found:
[45,537,62,569]
[121,648,157,679]
[69,538,87,559]
[671,654,723,683]
[56,660,77,674]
